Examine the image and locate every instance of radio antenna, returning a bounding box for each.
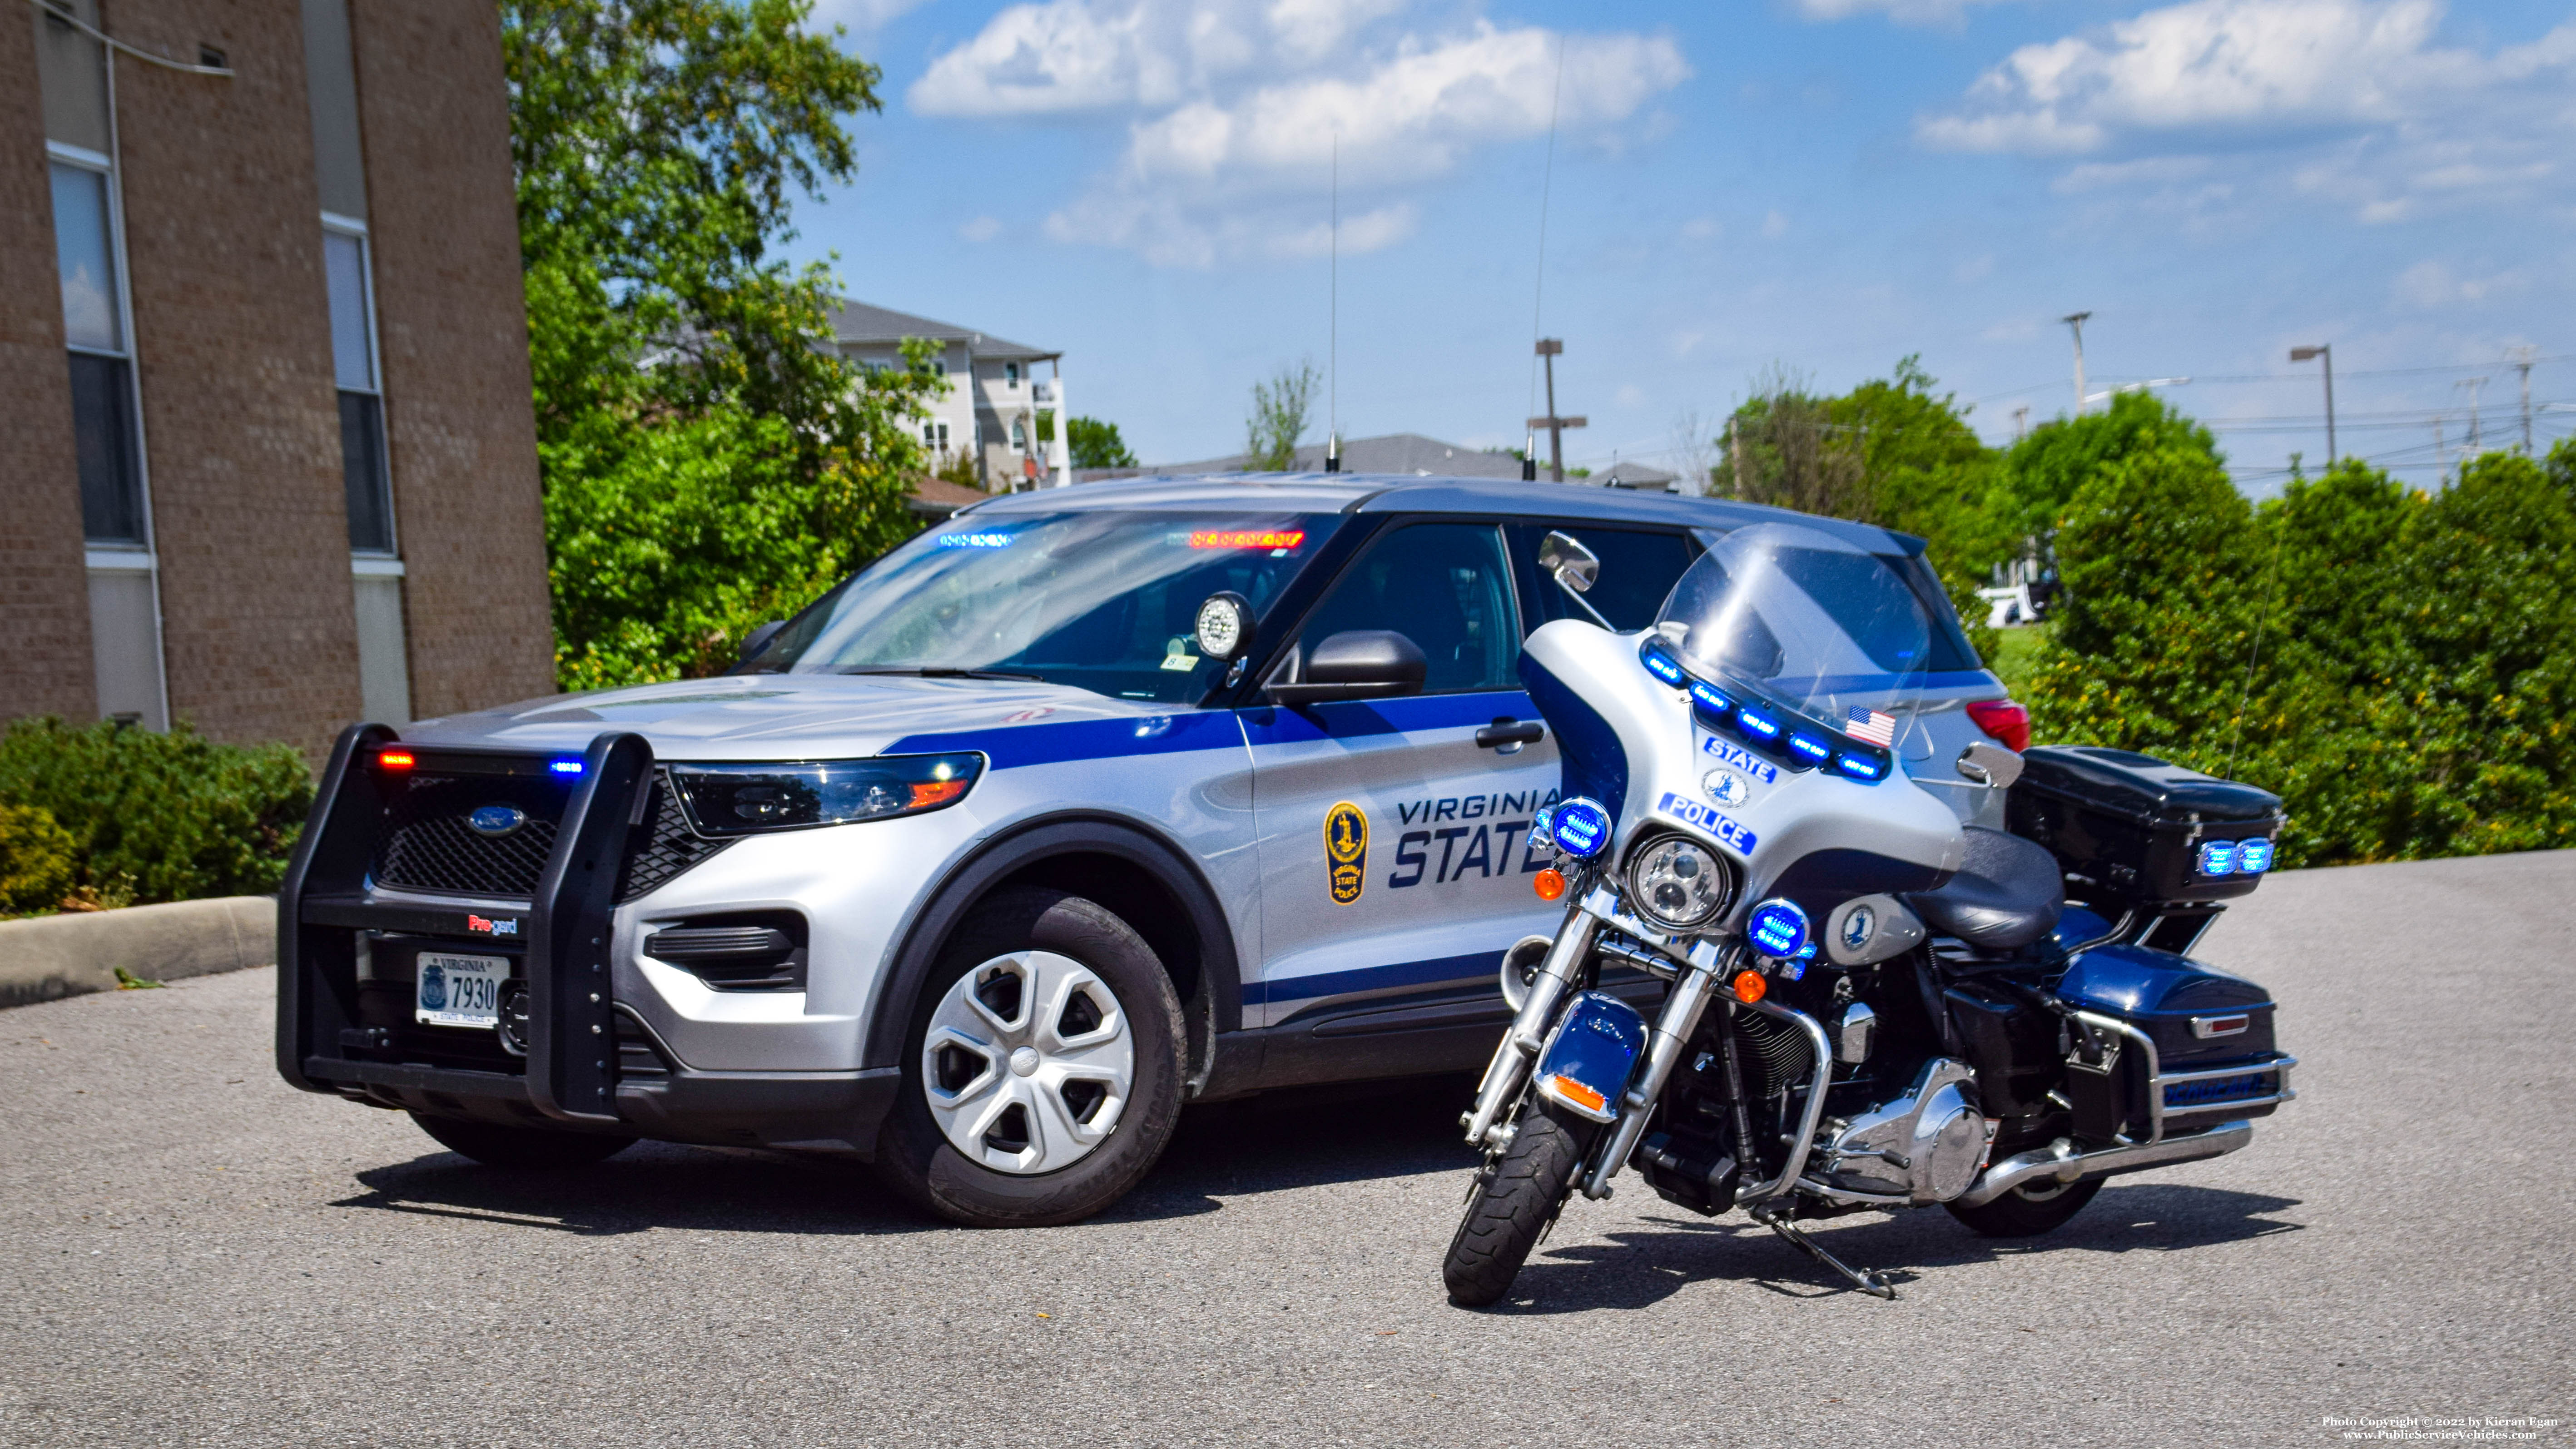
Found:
[1522,35,1565,482]
[1327,130,1340,473]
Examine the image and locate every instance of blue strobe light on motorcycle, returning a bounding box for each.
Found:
[2198,839,2241,876]
[1835,751,1886,781]
[2238,837,2275,873]
[1737,707,1782,741]
[1747,898,1811,958]
[1688,680,1734,718]
[1550,798,1611,859]
[1638,641,1686,687]
[1787,732,1832,766]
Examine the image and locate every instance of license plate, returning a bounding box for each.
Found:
[416,953,511,1029]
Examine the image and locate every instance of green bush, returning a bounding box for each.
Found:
[2021,448,2576,868]
[0,803,76,916]
[0,719,314,906]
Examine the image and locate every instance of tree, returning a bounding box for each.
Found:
[1245,361,1320,471]
[1067,417,1137,469]
[505,0,941,687]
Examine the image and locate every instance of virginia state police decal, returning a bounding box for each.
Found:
[1325,801,1369,904]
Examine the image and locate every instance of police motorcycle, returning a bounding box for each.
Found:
[1442,522,2294,1305]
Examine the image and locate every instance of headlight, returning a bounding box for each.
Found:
[668,753,983,837]
[1625,833,1735,932]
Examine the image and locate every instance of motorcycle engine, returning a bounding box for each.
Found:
[1816,1058,1991,1204]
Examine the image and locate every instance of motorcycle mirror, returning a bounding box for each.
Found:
[1956,741,2024,789]
[1536,530,1601,594]
[1193,591,1252,662]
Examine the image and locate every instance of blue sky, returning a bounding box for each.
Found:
[781,0,2576,492]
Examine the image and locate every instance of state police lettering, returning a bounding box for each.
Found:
[1389,789,1561,888]
[1700,736,1779,784]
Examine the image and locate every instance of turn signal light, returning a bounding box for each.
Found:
[1533,868,1567,902]
[1731,969,1767,1005]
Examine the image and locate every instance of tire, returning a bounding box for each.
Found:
[1945,1176,2104,1237]
[875,887,1186,1228]
[410,1112,635,1169]
[1443,1106,1595,1308]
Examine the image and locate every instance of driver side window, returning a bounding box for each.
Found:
[1295,522,1519,694]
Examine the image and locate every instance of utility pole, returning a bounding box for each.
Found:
[2434,414,2448,487]
[2510,346,2538,453]
[2290,344,2334,465]
[2458,376,2490,456]
[1727,413,1744,498]
[2013,405,2030,442]
[1527,338,1586,483]
[2061,312,2091,414]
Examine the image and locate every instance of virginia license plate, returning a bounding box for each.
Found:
[416,953,510,1029]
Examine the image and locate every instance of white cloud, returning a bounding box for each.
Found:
[2392,259,2526,308]
[1920,0,2576,219]
[914,2,1689,265]
[1795,0,2018,26]
[1761,209,1789,238]
[959,215,1005,242]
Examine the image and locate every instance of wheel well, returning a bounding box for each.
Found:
[990,853,1203,1012]
[864,817,1241,1087]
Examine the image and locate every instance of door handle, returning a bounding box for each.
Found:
[1476,719,1546,749]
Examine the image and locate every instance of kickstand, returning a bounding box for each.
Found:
[1752,1205,1898,1300]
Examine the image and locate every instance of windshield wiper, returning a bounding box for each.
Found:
[837,665,1046,682]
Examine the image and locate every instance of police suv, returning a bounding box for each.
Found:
[277,475,2023,1226]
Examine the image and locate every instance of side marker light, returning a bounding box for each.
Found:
[1548,1074,1607,1114]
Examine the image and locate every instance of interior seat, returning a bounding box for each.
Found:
[1907,827,2065,951]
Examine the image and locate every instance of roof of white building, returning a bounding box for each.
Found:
[827,300,1057,362]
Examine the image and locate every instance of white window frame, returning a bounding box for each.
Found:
[323,210,397,558]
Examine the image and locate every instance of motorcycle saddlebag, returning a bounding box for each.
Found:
[2008,746,2285,909]
[2054,943,2293,1139]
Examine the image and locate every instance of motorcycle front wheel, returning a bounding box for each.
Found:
[1442,1106,1597,1307]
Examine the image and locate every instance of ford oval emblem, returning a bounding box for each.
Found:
[467,804,528,838]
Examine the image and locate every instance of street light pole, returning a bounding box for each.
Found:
[2060,312,2091,414]
[2290,344,2334,465]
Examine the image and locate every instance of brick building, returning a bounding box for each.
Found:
[3,0,552,760]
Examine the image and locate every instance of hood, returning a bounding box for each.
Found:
[401,673,1185,763]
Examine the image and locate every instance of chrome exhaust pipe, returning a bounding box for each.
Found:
[1955,1120,2254,1208]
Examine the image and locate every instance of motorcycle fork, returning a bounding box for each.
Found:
[1580,939,1734,1199]
[1461,895,1601,1149]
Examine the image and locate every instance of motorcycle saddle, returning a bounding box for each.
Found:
[1906,827,2065,951]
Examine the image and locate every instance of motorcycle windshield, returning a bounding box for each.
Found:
[1653,522,1934,736]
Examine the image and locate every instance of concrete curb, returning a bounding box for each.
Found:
[0,896,275,1008]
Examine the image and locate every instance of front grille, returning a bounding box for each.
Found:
[370,767,727,903]
[613,779,729,903]
[374,774,565,897]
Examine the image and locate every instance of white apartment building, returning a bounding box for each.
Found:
[827,300,1067,490]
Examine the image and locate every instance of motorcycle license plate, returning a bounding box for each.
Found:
[416,953,510,1029]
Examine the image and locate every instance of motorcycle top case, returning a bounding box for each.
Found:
[2007,746,2285,907]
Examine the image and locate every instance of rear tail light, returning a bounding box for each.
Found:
[1965,699,2030,753]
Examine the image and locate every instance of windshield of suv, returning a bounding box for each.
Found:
[751,511,1343,703]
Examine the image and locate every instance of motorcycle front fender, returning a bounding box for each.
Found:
[1532,991,1649,1123]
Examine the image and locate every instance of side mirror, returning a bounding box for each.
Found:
[1536,530,1600,594]
[1265,630,1426,705]
[738,620,789,665]
[1956,740,2024,789]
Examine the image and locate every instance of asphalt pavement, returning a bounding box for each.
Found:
[3,852,2571,1448]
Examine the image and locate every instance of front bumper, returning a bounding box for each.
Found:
[278,725,902,1154]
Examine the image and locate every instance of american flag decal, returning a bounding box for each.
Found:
[1846,706,1896,746]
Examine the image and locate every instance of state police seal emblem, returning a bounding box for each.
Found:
[1325,801,1368,905]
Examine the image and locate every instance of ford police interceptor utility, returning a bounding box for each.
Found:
[276,475,2026,1226]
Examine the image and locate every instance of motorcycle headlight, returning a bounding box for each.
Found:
[669,753,983,837]
[1624,833,1736,932]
